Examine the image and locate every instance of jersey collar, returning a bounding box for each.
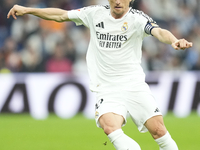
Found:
[109,7,131,20]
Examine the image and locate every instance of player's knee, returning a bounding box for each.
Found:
[99,113,124,135]
[145,116,167,139]
[151,125,167,139]
[103,125,121,135]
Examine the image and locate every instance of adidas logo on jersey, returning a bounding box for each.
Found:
[96,22,104,29]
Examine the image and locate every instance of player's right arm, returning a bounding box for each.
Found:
[7,5,70,22]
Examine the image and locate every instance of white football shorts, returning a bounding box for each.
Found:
[95,90,162,133]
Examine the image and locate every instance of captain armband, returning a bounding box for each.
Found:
[144,21,159,36]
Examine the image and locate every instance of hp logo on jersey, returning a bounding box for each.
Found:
[121,22,128,31]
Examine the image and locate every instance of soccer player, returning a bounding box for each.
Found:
[7,0,192,149]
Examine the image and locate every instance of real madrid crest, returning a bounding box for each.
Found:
[121,22,128,31]
[95,111,99,119]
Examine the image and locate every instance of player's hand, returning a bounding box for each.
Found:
[171,39,193,50]
[7,5,27,19]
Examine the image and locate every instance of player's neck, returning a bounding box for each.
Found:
[110,7,130,19]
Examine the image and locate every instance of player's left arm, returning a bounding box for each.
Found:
[151,27,193,50]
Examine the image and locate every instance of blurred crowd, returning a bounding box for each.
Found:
[0,0,200,74]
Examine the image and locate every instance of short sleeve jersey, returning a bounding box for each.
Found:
[68,5,157,92]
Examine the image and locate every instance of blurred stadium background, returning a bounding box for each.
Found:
[0,0,200,150]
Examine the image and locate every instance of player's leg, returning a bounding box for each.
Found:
[99,112,141,150]
[124,89,178,150]
[99,112,124,135]
[145,115,178,150]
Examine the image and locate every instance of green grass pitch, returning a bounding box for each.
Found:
[0,112,199,150]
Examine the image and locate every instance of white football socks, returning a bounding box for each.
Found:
[155,131,178,150]
[108,129,141,150]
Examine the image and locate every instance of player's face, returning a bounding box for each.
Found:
[108,0,131,19]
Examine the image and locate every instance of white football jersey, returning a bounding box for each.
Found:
[68,5,156,92]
